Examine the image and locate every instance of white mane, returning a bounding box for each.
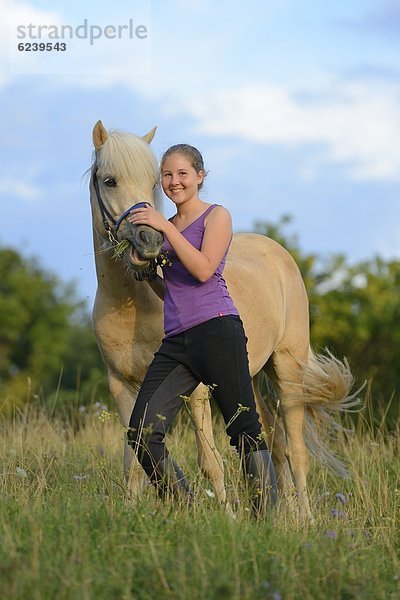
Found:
[92,129,163,211]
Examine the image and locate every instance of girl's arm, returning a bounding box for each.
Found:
[128,206,233,283]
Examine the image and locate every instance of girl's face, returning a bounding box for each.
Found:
[161,153,204,205]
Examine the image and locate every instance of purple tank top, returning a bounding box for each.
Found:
[161,204,239,337]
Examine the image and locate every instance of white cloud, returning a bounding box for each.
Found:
[0,177,42,201]
[0,162,44,202]
[2,2,400,184]
[168,81,400,182]
[1,0,59,27]
[0,0,61,82]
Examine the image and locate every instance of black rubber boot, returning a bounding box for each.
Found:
[152,456,193,503]
[244,449,278,517]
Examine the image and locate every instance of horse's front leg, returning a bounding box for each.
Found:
[190,384,234,516]
[107,370,146,498]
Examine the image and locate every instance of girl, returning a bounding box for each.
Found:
[127,144,277,515]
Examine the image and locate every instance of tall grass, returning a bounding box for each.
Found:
[0,402,399,600]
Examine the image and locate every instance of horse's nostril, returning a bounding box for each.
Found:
[140,230,149,244]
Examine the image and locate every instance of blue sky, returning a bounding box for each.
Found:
[1,0,399,306]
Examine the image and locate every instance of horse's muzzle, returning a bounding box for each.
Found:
[133,225,164,258]
[121,223,164,270]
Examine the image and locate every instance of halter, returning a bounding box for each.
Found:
[92,167,151,243]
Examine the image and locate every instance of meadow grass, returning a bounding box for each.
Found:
[0,403,399,600]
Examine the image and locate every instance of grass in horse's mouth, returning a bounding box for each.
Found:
[112,240,147,265]
[112,239,131,259]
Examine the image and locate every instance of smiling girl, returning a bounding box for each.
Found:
[126,144,277,516]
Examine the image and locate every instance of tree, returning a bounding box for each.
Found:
[0,246,107,413]
[312,257,400,417]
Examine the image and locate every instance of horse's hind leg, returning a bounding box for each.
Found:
[108,370,145,498]
[252,372,293,494]
[190,384,233,516]
[271,348,312,521]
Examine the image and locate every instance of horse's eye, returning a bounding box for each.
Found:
[104,177,117,188]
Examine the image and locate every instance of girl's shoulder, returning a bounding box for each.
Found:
[204,204,232,227]
[206,203,231,217]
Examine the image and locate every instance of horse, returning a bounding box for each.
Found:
[88,120,360,520]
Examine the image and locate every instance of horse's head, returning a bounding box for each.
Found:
[90,120,164,278]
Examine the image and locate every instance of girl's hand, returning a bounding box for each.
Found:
[127,206,169,233]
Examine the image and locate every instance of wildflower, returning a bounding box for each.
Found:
[204,384,217,402]
[142,424,154,435]
[263,581,270,589]
[205,489,215,498]
[326,530,338,539]
[16,467,28,479]
[95,493,109,501]
[302,542,313,549]
[98,410,111,423]
[157,251,172,267]
[272,593,282,600]
[331,508,345,518]
[335,492,347,504]
[225,402,250,431]
[73,474,89,481]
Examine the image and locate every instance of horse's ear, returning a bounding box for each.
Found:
[93,120,108,149]
[142,126,157,144]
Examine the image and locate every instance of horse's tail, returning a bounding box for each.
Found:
[300,348,363,477]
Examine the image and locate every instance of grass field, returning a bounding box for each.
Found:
[0,403,399,600]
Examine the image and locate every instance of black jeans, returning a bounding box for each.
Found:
[127,315,267,479]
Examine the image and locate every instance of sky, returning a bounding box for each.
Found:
[1,0,399,307]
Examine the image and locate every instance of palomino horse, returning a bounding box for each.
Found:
[89,120,359,520]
